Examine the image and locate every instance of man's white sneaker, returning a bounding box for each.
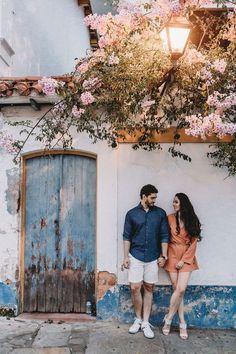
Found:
[141,322,154,339]
[129,318,142,334]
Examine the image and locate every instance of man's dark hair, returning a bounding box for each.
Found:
[140,184,158,198]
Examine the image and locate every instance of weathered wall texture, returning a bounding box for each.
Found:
[0,0,90,76]
[0,126,19,310]
[97,271,117,301]
[97,285,236,329]
[0,107,236,327]
[1,0,234,329]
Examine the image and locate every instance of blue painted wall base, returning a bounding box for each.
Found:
[0,281,17,313]
[1,281,235,328]
[97,285,236,329]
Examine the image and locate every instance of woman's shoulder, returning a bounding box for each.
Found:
[167,213,176,224]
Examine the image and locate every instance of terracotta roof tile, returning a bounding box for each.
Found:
[0,76,71,97]
[0,81,14,97]
[0,1,98,95]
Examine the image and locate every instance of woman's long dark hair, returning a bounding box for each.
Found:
[175,193,202,241]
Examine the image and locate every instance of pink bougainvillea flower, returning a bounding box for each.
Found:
[185,113,236,139]
[82,77,102,91]
[184,49,206,65]
[80,92,95,105]
[38,77,63,95]
[107,53,120,65]
[212,59,227,74]
[72,106,85,118]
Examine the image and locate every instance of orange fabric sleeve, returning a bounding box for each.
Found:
[181,238,198,265]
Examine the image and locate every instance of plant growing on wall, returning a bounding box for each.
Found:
[1,0,236,175]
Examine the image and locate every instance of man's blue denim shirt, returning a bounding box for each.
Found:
[123,203,169,262]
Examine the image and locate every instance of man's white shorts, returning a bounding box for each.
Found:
[128,253,159,284]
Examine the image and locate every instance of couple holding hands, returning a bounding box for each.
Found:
[122,184,201,340]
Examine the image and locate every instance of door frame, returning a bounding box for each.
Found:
[20,149,97,313]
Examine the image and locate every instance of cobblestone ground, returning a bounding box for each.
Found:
[0,317,235,354]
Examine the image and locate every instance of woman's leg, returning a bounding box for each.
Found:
[178,298,185,323]
[169,272,178,291]
[165,272,191,322]
[168,273,185,323]
[162,272,177,334]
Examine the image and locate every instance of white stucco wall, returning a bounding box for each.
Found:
[117,144,236,286]
[0,156,19,281]
[0,0,90,76]
[0,109,236,287]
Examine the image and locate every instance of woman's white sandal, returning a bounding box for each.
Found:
[179,322,188,340]
[162,315,172,336]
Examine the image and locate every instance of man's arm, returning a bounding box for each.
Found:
[122,240,131,269]
[158,212,170,267]
[158,242,168,268]
[161,242,168,259]
[122,212,132,270]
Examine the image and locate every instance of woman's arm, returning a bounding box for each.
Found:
[181,238,198,264]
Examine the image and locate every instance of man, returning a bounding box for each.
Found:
[122,184,169,339]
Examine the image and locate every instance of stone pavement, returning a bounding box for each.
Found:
[0,316,235,354]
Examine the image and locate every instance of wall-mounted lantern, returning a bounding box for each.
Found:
[160,16,193,60]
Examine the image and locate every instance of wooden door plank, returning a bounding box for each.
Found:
[44,155,61,312]
[24,153,96,313]
[59,155,96,312]
[58,155,75,312]
[25,157,46,311]
[25,155,61,312]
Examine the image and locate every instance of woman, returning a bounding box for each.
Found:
[162,193,201,340]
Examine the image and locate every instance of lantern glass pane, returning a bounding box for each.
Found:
[160,28,168,51]
[169,27,190,54]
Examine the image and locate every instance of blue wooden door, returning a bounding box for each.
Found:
[23,153,96,312]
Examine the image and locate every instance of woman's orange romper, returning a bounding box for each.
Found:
[164,213,199,273]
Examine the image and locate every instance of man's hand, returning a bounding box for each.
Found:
[121,257,130,271]
[176,260,184,270]
[157,257,166,268]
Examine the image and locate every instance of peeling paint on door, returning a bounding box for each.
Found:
[23,153,96,313]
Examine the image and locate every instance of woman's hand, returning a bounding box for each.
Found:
[121,257,130,271]
[157,256,167,268]
[176,260,184,270]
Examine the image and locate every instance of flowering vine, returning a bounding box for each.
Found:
[1,0,236,175]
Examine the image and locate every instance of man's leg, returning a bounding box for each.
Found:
[128,255,144,334]
[141,282,155,338]
[142,258,158,323]
[140,259,158,339]
[128,282,143,334]
[143,282,154,322]
[130,282,142,319]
